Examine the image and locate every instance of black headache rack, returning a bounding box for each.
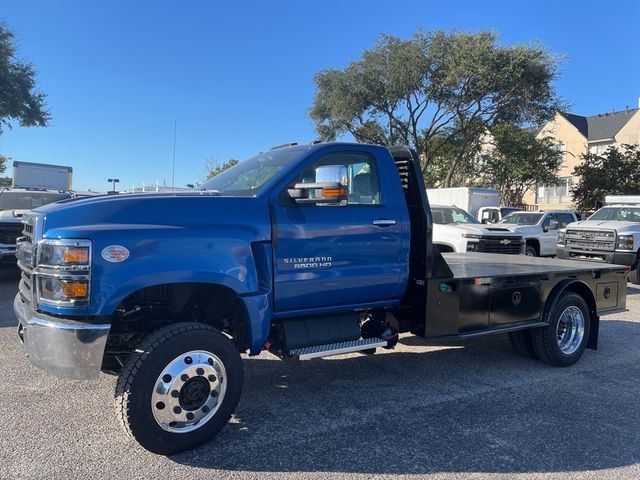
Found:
[387,146,453,333]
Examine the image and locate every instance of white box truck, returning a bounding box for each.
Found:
[12,161,73,191]
[426,187,500,218]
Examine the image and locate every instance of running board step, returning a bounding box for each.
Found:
[290,338,387,360]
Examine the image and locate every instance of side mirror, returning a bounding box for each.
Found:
[481,219,491,224]
[287,182,348,205]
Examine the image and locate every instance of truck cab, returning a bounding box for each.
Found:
[13,142,627,455]
[478,206,522,224]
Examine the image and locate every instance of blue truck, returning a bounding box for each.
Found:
[14,143,628,454]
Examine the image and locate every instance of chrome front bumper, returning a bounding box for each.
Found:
[14,293,110,379]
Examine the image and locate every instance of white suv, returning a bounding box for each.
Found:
[430,205,524,255]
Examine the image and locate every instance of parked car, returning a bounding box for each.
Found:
[0,188,72,264]
[431,204,524,254]
[557,202,640,283]
[499,210,578,257]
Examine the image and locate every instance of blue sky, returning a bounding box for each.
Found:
[1,0,639,191]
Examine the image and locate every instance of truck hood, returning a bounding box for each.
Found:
[33,193,272,240]
[0,209,26,224]
[565,220,640,233]
[493,224,539,236]
[433,223,520,237]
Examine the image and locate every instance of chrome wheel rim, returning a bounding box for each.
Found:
[151,350,227,433]
[556,306,585,355]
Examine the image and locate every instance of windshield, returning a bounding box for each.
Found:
[500,212,543,225]
[199,148,304,195]
[0,191,69,210]
[431,206,479,224]
[589,207,640,222]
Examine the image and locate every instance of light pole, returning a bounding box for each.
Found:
[108,178,120,193]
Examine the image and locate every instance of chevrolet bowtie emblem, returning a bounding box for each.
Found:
[500,239,512,246]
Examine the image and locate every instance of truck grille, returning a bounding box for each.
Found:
[565,229,615,251]
[0,222,25,245]
[474,236,524,255]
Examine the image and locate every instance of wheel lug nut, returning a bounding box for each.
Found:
[186,412,195,421]
[173,406,182,414]
[181,374,189,382]
[211,390,218,398]
[171,390,179,398]
[208,374,216,382]
[162,374,172,383]
[202,405,210,413]
[196,368,204,376]
[156,402,165,410]
[185,356,193,365]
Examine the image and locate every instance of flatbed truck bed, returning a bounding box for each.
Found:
[442,252,627,279]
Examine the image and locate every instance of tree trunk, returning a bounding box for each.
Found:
[444,148,465,187]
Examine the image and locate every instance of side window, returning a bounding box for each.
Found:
[541,214,554,229]
[556,213,574,228]
[293,152,381,205]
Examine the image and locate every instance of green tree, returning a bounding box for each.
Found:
[571,145,640,211]
[480,124,562,206]
[204,157,239,180]
[309,29,563,186]
[0,23,49,135]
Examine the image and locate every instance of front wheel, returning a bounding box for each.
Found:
[114,323,243,455]
[525,245,537,257]
[532,293,590,367]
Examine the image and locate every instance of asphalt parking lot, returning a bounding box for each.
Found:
[1,267,640,480]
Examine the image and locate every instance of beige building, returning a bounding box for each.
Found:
[525,105,640,210]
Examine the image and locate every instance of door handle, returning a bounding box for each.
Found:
[373,219,397,227]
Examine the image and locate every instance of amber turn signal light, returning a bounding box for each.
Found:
[63,247,90,264]
[62,282,88,299]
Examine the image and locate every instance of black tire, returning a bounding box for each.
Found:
[114,323,243,455]
[525,244,537,257]
[532,293,590,367]
[629,260,640,285]
[508,329,538,359]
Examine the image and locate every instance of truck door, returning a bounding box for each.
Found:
[270,149,407,313]
[540,213,559,255]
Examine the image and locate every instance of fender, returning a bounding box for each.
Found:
[39,222,270,317]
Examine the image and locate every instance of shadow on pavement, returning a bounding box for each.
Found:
[170,319,640,475]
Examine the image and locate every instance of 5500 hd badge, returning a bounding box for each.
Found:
[283,256,333,269]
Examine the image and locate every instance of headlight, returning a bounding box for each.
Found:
[616,234,635,250]
[36,239,91,306]
[39,241,90,267]
[462,233,482,239]
[557,231,565,246]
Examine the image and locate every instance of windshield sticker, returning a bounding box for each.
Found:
[283,256,332,269]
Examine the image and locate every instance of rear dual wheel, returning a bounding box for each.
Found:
[115,323,243,455]
[509,293,590,367]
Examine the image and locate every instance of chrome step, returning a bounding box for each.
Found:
[290,337,387,360]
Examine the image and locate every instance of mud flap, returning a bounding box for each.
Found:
[587,315,600,350]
